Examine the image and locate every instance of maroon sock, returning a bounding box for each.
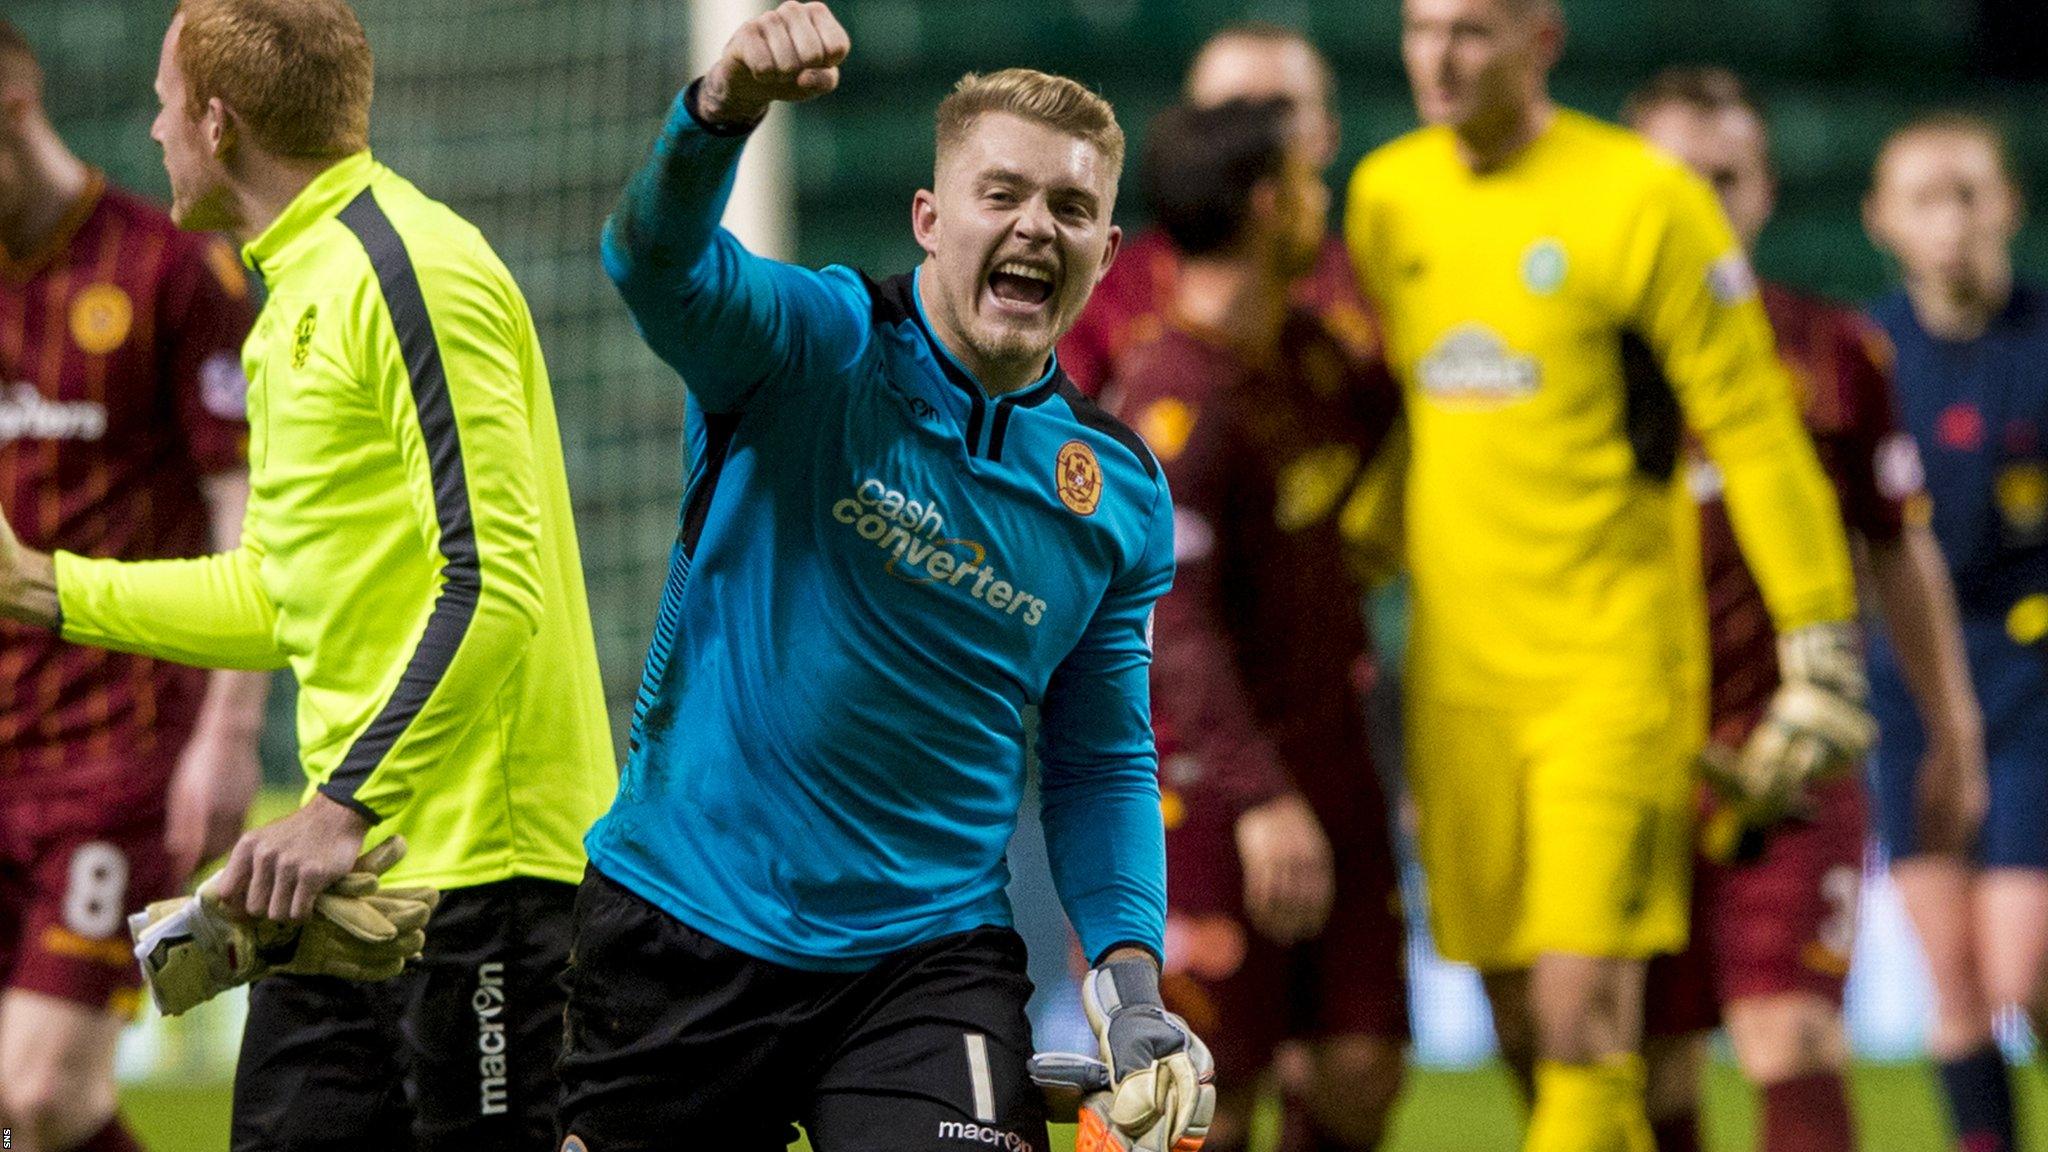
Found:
[1762,1072,1856,1152]
[67,1115,144,1152]
[1652,1108,1703,1152]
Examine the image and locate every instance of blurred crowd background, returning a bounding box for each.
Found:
[8,0,2044,1092]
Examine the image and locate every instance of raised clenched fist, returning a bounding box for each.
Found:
[697,1,850,127]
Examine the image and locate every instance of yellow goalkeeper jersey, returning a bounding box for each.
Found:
[1346,110,1855,706]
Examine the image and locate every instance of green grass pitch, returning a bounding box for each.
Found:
[118,1062,2045,1150]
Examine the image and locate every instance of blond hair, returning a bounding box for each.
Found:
[935,68,1124,176]
[175,0,372,159]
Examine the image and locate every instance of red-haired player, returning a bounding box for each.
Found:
[0,18,264,1152]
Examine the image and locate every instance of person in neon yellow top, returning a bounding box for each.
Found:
[0,1,611,1145]
[1344,1,1873,1149]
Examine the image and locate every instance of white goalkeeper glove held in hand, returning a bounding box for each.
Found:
[1050,956,1215,1152]
[129,836,438,1016]
[1706,621,1877,819]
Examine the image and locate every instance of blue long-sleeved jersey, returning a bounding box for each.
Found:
[587,89,1173,971]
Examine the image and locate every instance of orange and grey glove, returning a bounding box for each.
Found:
[1032,957,1216,1152]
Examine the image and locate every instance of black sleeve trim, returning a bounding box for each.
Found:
[684,78,765,138]
[680,412,743,561]
[324,188,482,818]
[1057,379,1160,480]
[316,784,384,826]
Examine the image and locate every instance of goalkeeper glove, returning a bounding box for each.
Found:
[1030,1052,1186,1152]
[129,836,438,1016]
[1703,621,1876,821]
[1040,956,1214,1152]
[1697,743,1796,865]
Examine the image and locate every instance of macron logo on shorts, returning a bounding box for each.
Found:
[475,961,509,1116]
[936,1121,1032,1150]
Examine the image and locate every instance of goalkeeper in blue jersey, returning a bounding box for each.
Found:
[558,4,1211,1151]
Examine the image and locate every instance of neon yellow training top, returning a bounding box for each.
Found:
[55,153,616,889]
[1346,110,1857,707]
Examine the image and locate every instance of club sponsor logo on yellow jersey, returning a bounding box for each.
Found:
[832,477,1050,626]
[69,284,132,355]
[1417,324,1541,404]
[1056,439,1103,516]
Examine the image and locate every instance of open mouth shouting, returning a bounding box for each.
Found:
[985,258,1058,317]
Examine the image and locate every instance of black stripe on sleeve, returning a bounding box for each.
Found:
[680,412,742,559]
[319,188,481,822]
[1056,379,1159,480]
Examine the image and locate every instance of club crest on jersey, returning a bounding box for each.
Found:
[292,305,318,369]
[1055,440,1102,516]
[69,284,132,356]
[1417,323,1541,404]
[1520,238,1568,295]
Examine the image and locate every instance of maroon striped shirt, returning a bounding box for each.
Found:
[0,174,253,806]
[1109,307,1400,835]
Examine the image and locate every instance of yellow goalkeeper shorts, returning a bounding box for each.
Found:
[1405,689,1697,971]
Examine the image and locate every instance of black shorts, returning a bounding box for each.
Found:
[230,876,574,1152]
[557,867,1049,1152]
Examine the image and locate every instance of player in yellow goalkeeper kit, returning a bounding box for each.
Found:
[1346,2,1869,1149]
[0,4,612,1147]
